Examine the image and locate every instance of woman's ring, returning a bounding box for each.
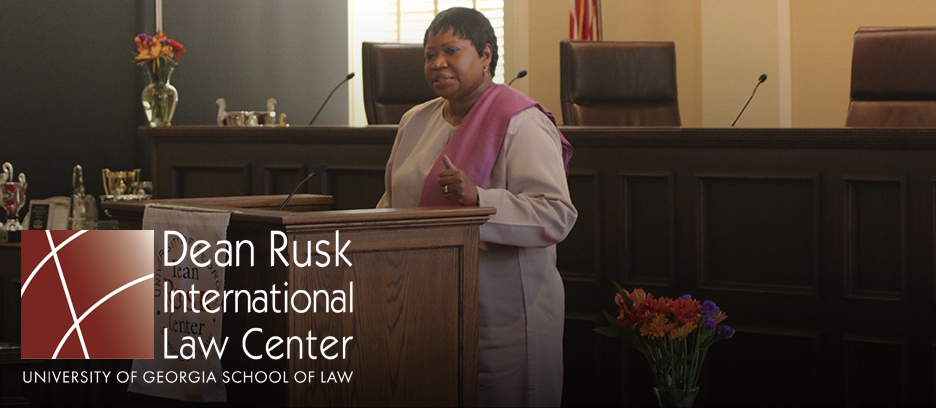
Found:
[444,185,449,193]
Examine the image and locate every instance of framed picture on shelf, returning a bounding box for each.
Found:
[25,197,70,230]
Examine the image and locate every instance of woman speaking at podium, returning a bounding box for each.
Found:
[376,7,577,407]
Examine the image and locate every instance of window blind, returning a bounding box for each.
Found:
[382,0,506,84]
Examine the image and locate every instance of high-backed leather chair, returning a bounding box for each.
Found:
[362,42,438,124]
[560,40,680,126]
[846,27,936,127]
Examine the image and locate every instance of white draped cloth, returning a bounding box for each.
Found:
[130,206,231,403]
[377,98,577,407]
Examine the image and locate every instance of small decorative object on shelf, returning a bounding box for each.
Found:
[101,168,151,202]
[1,162,27,231]
[216,98,288,126]
[135,30,185,127]
[595,283,734,408]
[68,165,97,230]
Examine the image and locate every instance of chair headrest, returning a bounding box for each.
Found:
[561,41,678,103]
[850,27,936,100]
[363,42,437,103]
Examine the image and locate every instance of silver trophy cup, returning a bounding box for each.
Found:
[1,162,27,231]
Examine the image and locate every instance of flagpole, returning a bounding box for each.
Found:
[155,0,163,32]
[596,0,602,40]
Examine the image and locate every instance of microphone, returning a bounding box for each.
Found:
[309,73,355,125]
[507,70,528,86]
[278,164,328,211]
[731,73,767,127]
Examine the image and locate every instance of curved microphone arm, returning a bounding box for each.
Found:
[508,70,528,87]
[278,164,328,211]
[309,73,355,125]
[731,74,767,127]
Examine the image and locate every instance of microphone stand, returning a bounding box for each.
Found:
[508,70,528,87]
[731,74,768,127]
[309,73,355,125]
[278,164,328,211]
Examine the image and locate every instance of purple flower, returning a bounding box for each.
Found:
[717,325,735,338]
[703,317,718,332]
[701,300,719,316]
[678,294,691,300]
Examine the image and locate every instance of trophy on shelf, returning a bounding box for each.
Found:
[101,168,152,202]
[1,162,27,231]
[68,165,97,230]
[216,97,287,126]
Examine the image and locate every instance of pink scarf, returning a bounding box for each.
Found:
[418,84,573,207]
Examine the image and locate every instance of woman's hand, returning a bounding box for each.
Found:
[438,155,479,206]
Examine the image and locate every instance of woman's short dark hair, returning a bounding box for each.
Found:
[423,7,499,75]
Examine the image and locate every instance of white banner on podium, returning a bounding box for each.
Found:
[129,205,231,402]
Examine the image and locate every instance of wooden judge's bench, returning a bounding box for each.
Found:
[142,125,936,407]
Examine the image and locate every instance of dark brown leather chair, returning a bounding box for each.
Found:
[362,42,438,124]
[560,40,680,126]
[846,27,936,127]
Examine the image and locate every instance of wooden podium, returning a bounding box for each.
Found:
[103,195,493,407]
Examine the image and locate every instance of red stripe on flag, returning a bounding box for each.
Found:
[570,0,600,40]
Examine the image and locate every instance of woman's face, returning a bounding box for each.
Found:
[424,28,492,104]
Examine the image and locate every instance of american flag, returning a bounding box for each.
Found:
[570,0,602,40]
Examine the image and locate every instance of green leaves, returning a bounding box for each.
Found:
[594,310,622,337]
[613,280,633,309]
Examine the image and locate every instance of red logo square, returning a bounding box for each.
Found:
[20,230,154,359]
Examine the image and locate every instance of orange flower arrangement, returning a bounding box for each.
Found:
[134,31,186,73]
[596,284,734,407]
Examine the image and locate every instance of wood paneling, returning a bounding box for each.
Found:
[0,243,21,345]
[704,328,821,407]
[622,173,674,285]
[146,126,395,202]
[561,316,622,407]
[263,164,308,196]
[169,163,251,198]
[844,336,908,406]
[557,171,601,281]
[323,167,387,211]
[289,243,461,406]
[145,126,936,406]
[698,175,819,293]
[845,178,907,300]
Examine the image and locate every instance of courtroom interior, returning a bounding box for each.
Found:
[1,1,934,407]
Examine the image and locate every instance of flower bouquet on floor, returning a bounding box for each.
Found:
[594,283,734,408]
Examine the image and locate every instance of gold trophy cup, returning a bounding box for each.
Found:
[102,168,141,200]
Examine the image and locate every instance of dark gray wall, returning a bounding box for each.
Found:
[1,0,145,204]
[161,0,349,126]
[0,0,348,205]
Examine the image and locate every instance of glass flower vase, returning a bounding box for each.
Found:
[141,66,178,126]
[654,387,699,408]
